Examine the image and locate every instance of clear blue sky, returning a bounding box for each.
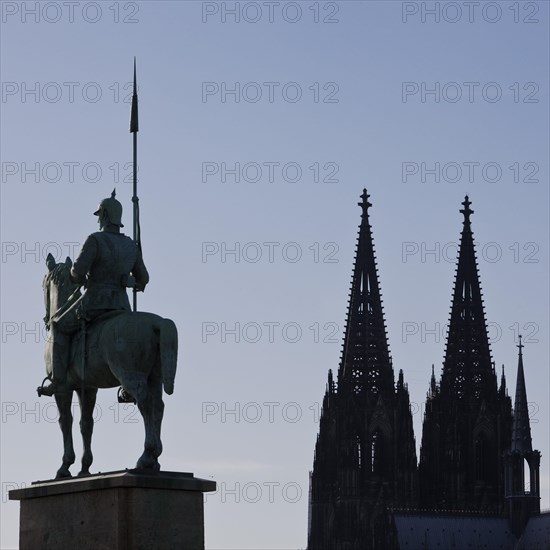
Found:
[1,1,548,548]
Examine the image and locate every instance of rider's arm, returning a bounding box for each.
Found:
[70,235,98,284]
[132,247,150,292]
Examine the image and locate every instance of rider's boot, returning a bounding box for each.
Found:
[37,331,69,397]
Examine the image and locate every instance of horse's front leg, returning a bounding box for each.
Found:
[76,387,98,476]
[54,391,75,478]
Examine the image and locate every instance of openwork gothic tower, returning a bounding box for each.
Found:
[418,196,513,511]
[308,190,417,549]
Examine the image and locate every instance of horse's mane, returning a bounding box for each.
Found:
[47,263,73,290]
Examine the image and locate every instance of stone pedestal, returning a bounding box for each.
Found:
[9,469,216,550]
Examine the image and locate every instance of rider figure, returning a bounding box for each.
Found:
[38,190,149,397]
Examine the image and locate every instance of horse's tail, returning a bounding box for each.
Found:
[159,318,178,395]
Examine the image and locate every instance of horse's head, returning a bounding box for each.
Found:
[44,254,80,321]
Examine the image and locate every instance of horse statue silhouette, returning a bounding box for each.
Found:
[41,255,178,478]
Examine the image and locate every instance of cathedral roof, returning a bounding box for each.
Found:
[393,512,517,549]
[515,512,550,549]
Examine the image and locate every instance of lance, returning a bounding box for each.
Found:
[130,57,140,312]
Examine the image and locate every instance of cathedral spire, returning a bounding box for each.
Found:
[511,336,532,452]
[339,189,393,397]
[440,196,494,401]
[419,196,509,512]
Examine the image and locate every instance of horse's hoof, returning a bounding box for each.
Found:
[135,458,160,472]
[55,470,72,479]
[77,470,91,477]
[135,464,160,472]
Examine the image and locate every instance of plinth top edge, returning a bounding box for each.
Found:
[9,470,217,500]
[30,469,195,486]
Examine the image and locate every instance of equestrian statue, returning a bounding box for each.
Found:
[37,190,178,478]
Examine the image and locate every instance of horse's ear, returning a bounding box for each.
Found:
[46,253,55,270]
[65,257,72,268]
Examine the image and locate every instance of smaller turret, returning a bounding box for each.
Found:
[504,336,541,537]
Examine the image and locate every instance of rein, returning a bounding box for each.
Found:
[48,285,82,324]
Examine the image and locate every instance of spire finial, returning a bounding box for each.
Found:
[460,195,473,223]
[111,188,116,199]
[517,334,524,355]
[359,188,372,216]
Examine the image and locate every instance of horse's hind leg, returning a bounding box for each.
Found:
[126,377,161,472]
[76,387,98,476]
[54,391,75,479]
[150,371,164,462]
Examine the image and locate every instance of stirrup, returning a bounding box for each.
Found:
[117,387,136,404]
[37,376,54,397]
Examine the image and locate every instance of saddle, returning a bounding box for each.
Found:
[71,310,127,358]
[69,310,136,403]
[70,310,131,389]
